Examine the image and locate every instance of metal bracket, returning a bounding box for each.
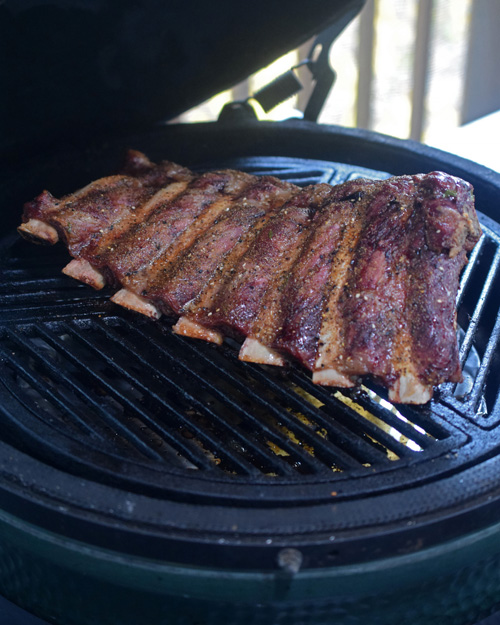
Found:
[301,23,340,122]
[218,5,362,123]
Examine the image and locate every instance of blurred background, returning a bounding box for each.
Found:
[175,0,500,172]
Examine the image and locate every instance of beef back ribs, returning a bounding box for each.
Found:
[18,150,481,404]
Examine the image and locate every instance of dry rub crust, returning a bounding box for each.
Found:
[19,154,482,405]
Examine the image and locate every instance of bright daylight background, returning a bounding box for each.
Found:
[174,0,500,172]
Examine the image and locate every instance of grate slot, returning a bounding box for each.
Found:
[0,292,111,325]
[238,355,446,455]
[1,275,71,291]
[66,317,309,477]
[466,311,500,411]
[1,326,173,462]
[197,357,363,470]
[232,357,395,467]
[33,322,223,469]
[0,341,100,438]
[288,371,434,461]
[1,249,81,280]
[0,286,107,307]
[40,321,262,476]
[128,320,342,475]
[91,317,304,477]
[0,359,152,463]
[456,234,487,308]
[441,227,500,423]
[171,332,385,470]
[458,246,500,365]
[174,339,360,472]
[339,386,448,445]
[195,157,338,186]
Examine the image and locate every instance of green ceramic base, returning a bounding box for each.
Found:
[1,506,500,625]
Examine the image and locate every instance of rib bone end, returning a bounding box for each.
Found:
[62,259,106,290]
[388,373,432,404]
[111,289,162,320]
[172,316,224,345]
[239,338,287,366]
[312,368,356,388]
[18,219,59,245]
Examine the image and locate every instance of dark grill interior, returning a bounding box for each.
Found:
[0,156,499,509]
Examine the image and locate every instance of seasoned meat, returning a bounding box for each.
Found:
[19,150,192,256]
[19,150,193,289]
[106,169,256,317]
[18,151,481,404]
[149,176,297,317]
[209,184,333,341]
[313,172,478,403]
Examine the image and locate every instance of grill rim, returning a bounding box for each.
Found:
[2,433,500,570]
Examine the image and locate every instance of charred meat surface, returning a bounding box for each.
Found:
[18,151,481,403]
[208,184,333,341]
[177,177,299,324]
[313,173,478,403]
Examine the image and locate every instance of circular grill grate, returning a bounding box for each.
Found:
[0,156,499,508]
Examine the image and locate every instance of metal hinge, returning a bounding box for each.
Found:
[218,13,358,124]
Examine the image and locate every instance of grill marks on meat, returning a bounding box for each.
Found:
[313,172,478,403]
[215,184,333,341]
[20,151,192,258]
[236,185,357,368]
[18,152,481,404]
[404,174,477,394]
[315,178,419,397]
[106,169,256,317]
[273,182,373,372]
[178,178,301,329]
[148,176,296,317]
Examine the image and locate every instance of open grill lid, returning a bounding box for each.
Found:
[3,3,500,624]
[0,0,365,161]
[1,121,500,574]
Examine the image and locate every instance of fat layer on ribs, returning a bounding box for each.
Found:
[18,151,481,404]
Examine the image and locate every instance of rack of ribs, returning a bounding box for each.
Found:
[18,150,482,404]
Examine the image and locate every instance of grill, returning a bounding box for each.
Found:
[2,122,500,625]
[3,1,500,622]
[2,155,496,499]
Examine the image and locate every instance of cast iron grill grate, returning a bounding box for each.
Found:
[0,156,499,504]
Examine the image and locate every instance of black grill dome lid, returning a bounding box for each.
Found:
[0,0,365,160]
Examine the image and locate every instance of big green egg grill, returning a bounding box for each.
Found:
[1,120,500,624]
